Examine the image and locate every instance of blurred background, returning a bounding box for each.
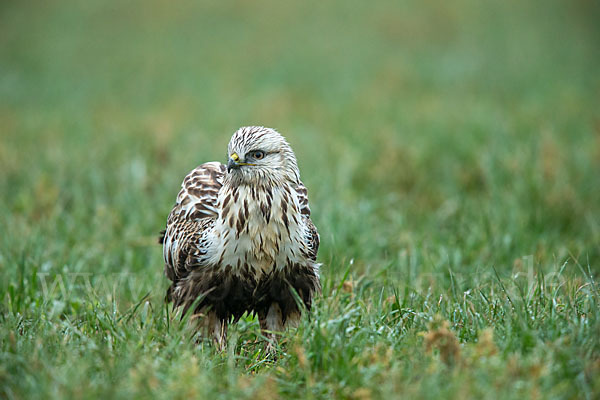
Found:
[1,0,599,284]
[1,1,600,397]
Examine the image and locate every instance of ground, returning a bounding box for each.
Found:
[1,0,599,398]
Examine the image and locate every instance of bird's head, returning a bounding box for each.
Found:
[226,126,300,185]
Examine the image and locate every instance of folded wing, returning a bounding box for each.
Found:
[160,162,226,291]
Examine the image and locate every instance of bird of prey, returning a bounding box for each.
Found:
[159,126,320,350]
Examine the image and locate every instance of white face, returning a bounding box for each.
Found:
[226,126,300,185]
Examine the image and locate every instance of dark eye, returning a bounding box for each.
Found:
[251,150,265,160]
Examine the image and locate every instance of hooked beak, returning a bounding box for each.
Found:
[227,152,256,172]
[227,158,239,172]
[227,152,240,172]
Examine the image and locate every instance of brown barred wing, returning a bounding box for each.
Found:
[161,162,225,292]
[174,162,226,220]
[295,180,319,262]
[295,180,311,217]
[304,217,320,262]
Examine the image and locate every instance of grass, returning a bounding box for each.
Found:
[1,0,599,398]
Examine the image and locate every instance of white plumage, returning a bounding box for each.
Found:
[160,126,320,349]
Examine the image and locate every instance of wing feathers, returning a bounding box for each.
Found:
[295,181,311,217]
[295,180,319,261]
[177,162,226,220]
[162,162,226,285]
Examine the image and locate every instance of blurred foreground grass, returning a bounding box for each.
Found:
[1,0,599,398]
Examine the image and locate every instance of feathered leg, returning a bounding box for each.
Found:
[259,303,288,354]
[193,310,228,350]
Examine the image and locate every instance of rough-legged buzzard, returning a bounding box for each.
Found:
[160,126,320,350]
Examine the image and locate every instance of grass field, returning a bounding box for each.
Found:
[1,0,600,398]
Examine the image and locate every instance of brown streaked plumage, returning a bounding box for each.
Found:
[160,126,320,351]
